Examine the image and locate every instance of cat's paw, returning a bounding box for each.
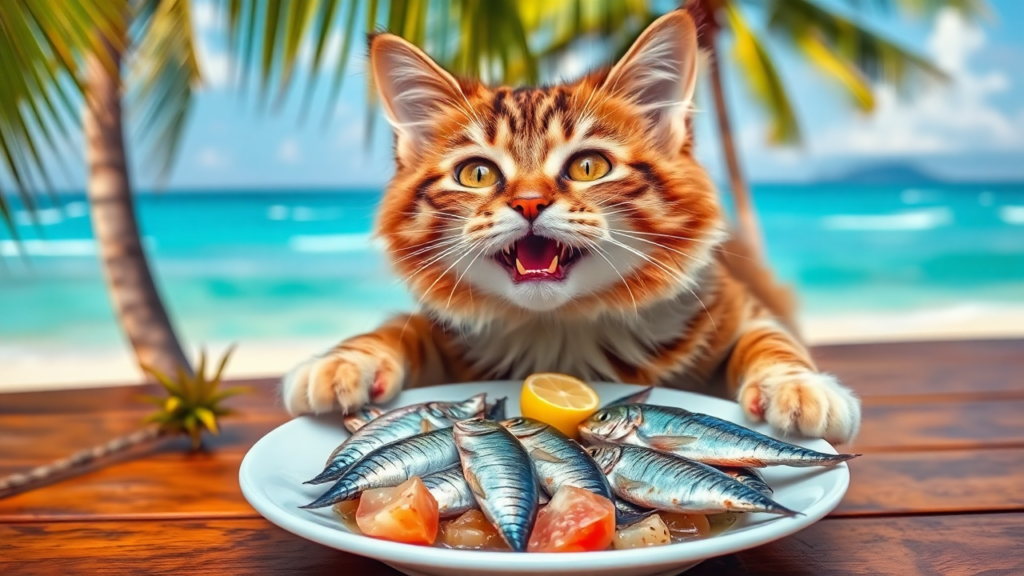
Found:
[281,341,405,416]
[738,368,860,444]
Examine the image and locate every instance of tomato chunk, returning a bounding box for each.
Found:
[355,477,439,545]
[660,512,710,541]
[612,514,672,550]
[437,509,509,550]
[527,485,616,553]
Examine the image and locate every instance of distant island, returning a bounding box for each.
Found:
[819,162,945,184]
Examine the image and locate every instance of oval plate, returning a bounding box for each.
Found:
[240,382,850,576]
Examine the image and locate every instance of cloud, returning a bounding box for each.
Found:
[191,1,233,89]
[277,138,302,164]
[811,8,1024,156]
[198,147,229,168]
[192,1,218,31]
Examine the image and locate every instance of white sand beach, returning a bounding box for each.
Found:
[3,303,1024,394]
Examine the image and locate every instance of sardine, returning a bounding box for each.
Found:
[613,497,657,527]
[484,397,508,420]
[302,428,459,509]
[307,393,485,485]
[500,417,613,500]
[342,406,385,433]
[421,464,478,518]
[578,404,859,468]
[453,418,539,552]
[587,444,798,516]
[719,466,773,496]
[604,386,654,408]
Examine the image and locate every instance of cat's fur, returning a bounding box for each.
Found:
[281,10,861,443]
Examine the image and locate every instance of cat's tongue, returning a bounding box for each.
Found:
[516,234,558,273]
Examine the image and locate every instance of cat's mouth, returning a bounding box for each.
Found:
[494,234,586,283]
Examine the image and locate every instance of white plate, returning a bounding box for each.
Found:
[240,382,849,576]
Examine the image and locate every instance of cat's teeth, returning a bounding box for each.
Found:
[547,255,559,274]
[516,258,527,275]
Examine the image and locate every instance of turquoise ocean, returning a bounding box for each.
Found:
[2,183,1023,349]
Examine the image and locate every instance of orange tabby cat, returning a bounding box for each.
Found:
[281,10,861,443]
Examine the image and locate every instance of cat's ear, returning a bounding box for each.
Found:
[370,33,466,162]
[602,10,699,151]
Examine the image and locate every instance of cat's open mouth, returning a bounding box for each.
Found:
[494,234,586,283]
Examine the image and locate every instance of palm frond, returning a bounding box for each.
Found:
[724,2,801,144]
[767,0,947,106]
[842,0,989,20]
[221,0,550,125]
[131,0,203,181]
[0,0,121,236]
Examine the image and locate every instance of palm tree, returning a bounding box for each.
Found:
[0,0,201,377]
[220,0,984,256]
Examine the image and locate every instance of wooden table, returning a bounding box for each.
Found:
[2,339,1023,575]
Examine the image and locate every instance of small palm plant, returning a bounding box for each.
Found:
[0,348,246,499]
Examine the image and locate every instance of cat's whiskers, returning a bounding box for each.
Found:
[609,230,711,269]
[602,236,717,332]
[578,236,639,318]
[401,239,484,338]
[446,244,488,311]
[390,238,475,289]
[389,236,465,266]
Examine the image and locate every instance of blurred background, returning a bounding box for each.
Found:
[1,0,1021,391]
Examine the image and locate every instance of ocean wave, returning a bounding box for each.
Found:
[998,205,1024,226]
[0,239,96,257]
[899,189,940,205]
[267,205,345,222]
[821,207,953,231]
[288,233,378,253]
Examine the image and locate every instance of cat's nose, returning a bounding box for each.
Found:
[510,197,550,222]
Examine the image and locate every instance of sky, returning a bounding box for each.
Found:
[25,0,1024,191]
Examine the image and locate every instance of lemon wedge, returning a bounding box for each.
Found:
[520,373,600,438]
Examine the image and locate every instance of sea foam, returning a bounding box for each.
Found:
[821,207,953,231]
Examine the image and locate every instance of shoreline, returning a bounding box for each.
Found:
[3,303,1024,394]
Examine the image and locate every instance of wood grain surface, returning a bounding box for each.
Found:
[2,339,1022,575]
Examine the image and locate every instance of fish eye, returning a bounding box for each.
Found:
[565,151,611,182]
[456,159,501,188]
[597,412,610,422]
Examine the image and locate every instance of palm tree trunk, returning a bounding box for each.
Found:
[706,37,765,259]
[84,24,191,378]
[0,427,165,498]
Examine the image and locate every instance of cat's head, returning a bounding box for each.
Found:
[370,10,724,326]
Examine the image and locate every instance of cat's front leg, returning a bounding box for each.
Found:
[281,314,442,415]
[726,319,861,444]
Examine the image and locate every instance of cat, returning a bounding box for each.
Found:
[281,9,861,443]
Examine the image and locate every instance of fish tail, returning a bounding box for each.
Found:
[303,463,346,485]
[300,480,357,509]
[768,439,861,467]
[761,498,801,517]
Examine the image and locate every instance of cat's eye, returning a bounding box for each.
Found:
[456,159,501,188]
[565,152,611,182]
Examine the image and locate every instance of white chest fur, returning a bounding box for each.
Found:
[454,295,704,382]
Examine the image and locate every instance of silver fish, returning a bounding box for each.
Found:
[302,428,459,509]
[587,444,798,516]
[500,417,613,500]
[484,397,508,420]
[613,497,657,527]
[603,386,654,408]
[342,406,385,433]
[307,393,485,485]
[719,466,773,496]
[453,418,539,552]
[421,464,478,518]
[579,404,859,468]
